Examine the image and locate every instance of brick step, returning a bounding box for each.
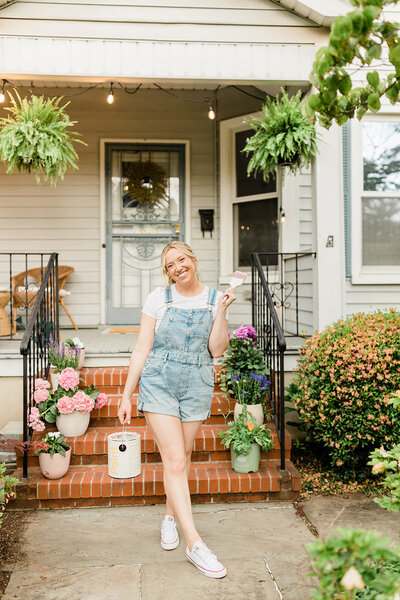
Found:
[89,391,235,427]
[79,365,224,389]
[11,459,301,508]
[19,423,291,467]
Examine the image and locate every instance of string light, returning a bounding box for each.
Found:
[107,82,115,104]
[280,207,286,223]
[0,80,5,103]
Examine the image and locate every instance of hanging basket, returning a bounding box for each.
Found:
[122,161,167,207]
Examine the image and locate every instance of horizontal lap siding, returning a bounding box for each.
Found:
[0,88,217,327]
[345,280,400,317]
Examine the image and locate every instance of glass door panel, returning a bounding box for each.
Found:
[106,143,185,324]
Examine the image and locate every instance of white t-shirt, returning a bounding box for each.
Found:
[142,285,227,331]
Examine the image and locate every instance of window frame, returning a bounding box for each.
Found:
[219,114,281,283]
[351,115,400,284]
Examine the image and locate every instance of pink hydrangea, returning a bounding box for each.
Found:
[57,367,79,391]
[95,392,107,410]
[31,419,45,432]
[57,396,75,414]
[34,378,51,390]
[28,406,40,422]
[73,390,95,413]
[33,388,50,404]
[234,324,257,340]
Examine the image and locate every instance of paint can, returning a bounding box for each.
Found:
[107,431,141,478]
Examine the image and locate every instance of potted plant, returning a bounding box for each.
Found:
[242,89,318,182]
[0,92,86,185]
[48,336,85,386]
[219,324,269,421]
[230,371,271,425]
[218,409,274,473]
[28,370,108,437]
[35,432,71,479]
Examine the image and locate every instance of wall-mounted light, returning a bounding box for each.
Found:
[107,82,115,104]
[0,80,5,103]
[280,206,286,223]
[199,209,214,237]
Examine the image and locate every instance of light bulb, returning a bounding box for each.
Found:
[208,104,216,120]
[0,92,4,103]
[107,82,114,104]
[280,207,286,223]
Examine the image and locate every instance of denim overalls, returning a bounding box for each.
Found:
[137,285,218,421]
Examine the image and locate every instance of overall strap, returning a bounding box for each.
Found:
[207,287,218,307]
[165,285,173,306]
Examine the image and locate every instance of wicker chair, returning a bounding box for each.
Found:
[11,265,78,331]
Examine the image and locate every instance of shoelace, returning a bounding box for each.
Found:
[194,544,217,565]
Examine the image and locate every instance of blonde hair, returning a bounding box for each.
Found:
[161,241,199,285]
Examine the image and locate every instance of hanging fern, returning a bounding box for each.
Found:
[243,89,318,182]
[0,91,86,185]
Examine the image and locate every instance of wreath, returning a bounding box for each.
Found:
[122,161,168,207]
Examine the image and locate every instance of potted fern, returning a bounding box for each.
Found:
[0,91,85,185]
[243,89,317,182]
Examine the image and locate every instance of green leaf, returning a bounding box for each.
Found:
[366,43,382,61]
[338,74,352,94]
[331,15,353,41]
[367,92,381,111]
[367,70,380,88]
[357,105,368,119]
[389,43,400,74]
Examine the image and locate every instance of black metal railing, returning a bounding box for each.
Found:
[0,253,55,340]
[253,252,316,337]
[252,253,286,470]
[20,254,59,478]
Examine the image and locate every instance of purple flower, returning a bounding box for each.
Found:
[234,324,257,340]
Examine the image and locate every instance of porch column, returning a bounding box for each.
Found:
[312,123,346,330]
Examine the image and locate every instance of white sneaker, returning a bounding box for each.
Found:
[185,541,227,578]
[161,515,179,550]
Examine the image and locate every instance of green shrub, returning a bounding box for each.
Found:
[290,310,400,471]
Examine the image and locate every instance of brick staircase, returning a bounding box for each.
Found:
[12,367,300,509]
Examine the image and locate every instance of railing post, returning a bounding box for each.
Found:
[279,347,285,470]
[22,352,28,479]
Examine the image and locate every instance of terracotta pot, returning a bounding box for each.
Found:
[231,444,260,473]
[77,348,86,370]
[39,448,71,479]
[234,402,264,425]
[56,410,90,437]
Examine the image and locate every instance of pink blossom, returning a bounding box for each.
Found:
[33,388,50,404]
[234,324,257,340]
[57,367,79,391]
[95,392,107,410]
[31,419,45,432]
[57,396,75,414]
[73,390,95,413]
[28,406,40,421]
[34,378,51,390]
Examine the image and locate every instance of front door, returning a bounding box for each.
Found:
[105,143,185,324]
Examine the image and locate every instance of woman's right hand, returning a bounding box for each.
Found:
[118,398,132,425]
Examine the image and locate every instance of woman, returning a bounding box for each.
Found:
[118,241,235,579]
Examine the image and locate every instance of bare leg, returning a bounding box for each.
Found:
[144,412,202,550]
[164,420,203,518]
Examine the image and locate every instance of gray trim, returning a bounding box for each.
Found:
[342,122,351,278]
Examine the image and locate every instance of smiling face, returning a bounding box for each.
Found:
[164,248,198,285]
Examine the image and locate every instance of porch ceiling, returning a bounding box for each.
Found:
[0,37,316,85]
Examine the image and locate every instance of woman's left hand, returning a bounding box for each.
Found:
[219,287,236,310]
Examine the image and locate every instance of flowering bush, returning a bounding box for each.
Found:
[48,336,83,373]
[28,368,108,431]
[218,408,273,456]
[229,372,270,405]
[290,310,400,470]
[369,439,400,513]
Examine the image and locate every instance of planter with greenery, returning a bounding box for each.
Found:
[242,89,317,182]
[230,371,271,425]
[0,92,85,185]
[36,432,71,479]
[287,309,400,476]
[48,337,85,386]
[218,409,273,473]
[0,462,18,527]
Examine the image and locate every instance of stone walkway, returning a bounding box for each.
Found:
[3,496,400,600]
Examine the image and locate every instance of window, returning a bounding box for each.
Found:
[362,122,400,266]
[351,118,400,283]
[233,130,278,268]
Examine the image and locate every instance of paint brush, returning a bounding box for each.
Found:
[222,271,247,304]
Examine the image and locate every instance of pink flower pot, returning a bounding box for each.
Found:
[38,448,71,480]
[56,410,90,437]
